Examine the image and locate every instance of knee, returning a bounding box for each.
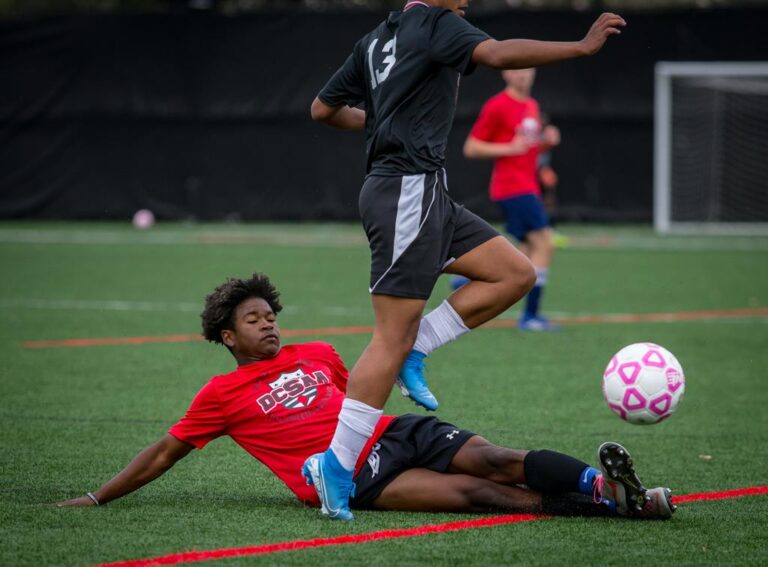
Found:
[503,256,536,299]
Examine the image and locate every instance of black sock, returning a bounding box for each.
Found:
[524,449,590,493]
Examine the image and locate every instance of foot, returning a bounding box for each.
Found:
[396,350,438,411]
[518,314,560,332]
[450,275,470,290]
[596,442,676,519]
[302,450,355,521]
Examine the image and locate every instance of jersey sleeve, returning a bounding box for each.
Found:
[168,381,226,449]
[428,11,491,76]
[317,42,366,108]
[323,343,350,393]
[469,97,503,142]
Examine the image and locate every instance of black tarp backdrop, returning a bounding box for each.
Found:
[1,9,767,221]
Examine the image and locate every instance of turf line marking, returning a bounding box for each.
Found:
[22,307,768,349]
[94,486,768,567]
[671,486,768,503]
[94,514,547,567]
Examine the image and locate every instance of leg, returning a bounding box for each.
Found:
[304,297,426,522]
[525,227,555,270]
[372,468,542,513]
[372,468,613,517]
[444,235,535,329]
[346,294,426,407]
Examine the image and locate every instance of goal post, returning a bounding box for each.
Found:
[654,62,768,234]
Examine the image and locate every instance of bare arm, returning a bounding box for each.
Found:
[464,134,530,160]
[311,97,366,130]
[472,13,626,70]
[55,434,194,507]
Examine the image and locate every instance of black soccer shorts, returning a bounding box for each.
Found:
[358,170,500,299]
[351,414,476,509]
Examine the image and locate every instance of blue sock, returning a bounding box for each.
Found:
[524,268,548,318]
[525,285,542,318]
[577,466,600,495]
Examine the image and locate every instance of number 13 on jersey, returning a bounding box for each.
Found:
[368,36,397,90]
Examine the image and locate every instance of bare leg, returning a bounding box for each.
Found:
[346,294,427,409]
[444,236,535,329]
[525,227,555,269]
[372,468,542,513]
[447,436,529,486]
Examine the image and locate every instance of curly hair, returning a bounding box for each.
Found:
[200,273,283,344]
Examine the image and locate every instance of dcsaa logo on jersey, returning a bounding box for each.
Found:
[520,117,541,144]
[256,368,330,414]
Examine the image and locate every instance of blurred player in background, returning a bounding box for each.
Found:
[309,0,625,520]
[463,68,561,331]
[56,273,674,522]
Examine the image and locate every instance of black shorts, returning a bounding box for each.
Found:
[359,170,500,299]
[351,414,476,510]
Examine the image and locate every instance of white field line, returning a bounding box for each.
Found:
[0,227,768,251]
[0,298,368,316]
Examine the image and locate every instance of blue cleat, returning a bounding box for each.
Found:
[396,350,438,411]
[518,314,561,332]
[302,450,356,521]
[450,275,470,290]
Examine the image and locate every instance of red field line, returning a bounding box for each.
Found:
[21,307,768,349]
[94,486,767,567]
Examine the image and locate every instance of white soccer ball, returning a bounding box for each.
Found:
[132,209,155,230]
[602,343,685,425]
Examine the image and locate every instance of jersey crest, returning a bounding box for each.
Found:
[256,368,331,414]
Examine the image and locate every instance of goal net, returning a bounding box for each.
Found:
[654,62,768,234]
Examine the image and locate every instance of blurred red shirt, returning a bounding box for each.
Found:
[169,342,394,506]
[469,91,541,201]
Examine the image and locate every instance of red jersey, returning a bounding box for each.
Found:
[469,91,542,201]
[169,342,395,506]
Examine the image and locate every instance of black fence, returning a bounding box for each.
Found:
[1,8,766,222]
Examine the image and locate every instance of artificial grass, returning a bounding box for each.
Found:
[1,222,766,566]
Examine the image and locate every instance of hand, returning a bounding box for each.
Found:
[579,13,626,56]
[55,495,97,508]
[542,125,561,147]
[506,134,531,156]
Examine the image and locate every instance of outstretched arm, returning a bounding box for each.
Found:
[311,98,366,130]
[464,134,530,160]
[472,13,626,70]
[55,434,194,507]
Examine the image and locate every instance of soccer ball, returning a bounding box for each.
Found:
[132,209,155,230]
[602,343,685,425]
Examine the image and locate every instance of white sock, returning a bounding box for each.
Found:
[536,268,549,286]
[329,398,383,471]
[413,299,470,356]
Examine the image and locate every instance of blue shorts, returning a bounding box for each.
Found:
[496,194,550,242]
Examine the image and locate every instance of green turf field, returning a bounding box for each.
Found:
[1,222,767,566]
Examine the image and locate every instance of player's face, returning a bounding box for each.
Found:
[502,68,536,95]
[223,297,281,361]
[437,0,470,17]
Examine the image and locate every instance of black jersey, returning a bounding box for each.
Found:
[318,5,490,176]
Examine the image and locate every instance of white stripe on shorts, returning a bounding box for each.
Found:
[369,173,437,294]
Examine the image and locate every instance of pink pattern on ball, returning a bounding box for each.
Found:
[617,362,641,385]
[622,388,647,410]
[649,393,672,415]
[666,368,684,393]
[642,349,666,368]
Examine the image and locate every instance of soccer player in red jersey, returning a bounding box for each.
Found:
[463,68,561,331]
[56,274,674,520]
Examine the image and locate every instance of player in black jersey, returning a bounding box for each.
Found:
[304,1,626,520]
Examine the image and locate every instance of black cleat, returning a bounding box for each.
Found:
[597,442,649,517]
